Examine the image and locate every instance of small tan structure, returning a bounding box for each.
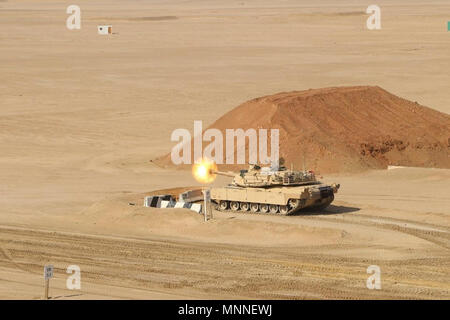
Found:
[97,25,112,35]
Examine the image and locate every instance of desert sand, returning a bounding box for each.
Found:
[0,0,449,299]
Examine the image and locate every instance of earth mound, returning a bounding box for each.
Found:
[156,86,450,173]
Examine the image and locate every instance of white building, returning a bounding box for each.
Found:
[97,25,112,35]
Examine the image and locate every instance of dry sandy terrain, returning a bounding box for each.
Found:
[0,0,449,299]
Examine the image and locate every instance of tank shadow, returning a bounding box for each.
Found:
[292,204,360,216]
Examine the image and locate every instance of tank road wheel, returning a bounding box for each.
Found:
[250,203,259,213]
[259,203,269,213]
[269,204,279,214]
[230,201,240,211]
[279,205,289,215]
[240,202,250,212]
[219,200,229,211]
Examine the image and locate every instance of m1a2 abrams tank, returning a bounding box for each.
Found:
[210,164,340,215]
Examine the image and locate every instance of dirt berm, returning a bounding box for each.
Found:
[156,86,450,173]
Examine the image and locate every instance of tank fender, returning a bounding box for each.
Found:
[308,187,321,198]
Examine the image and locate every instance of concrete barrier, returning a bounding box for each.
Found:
[143,195,173,208]
[179,189,203,202]
[144,196,202,214]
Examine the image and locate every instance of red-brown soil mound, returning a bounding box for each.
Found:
[155,86,450,173]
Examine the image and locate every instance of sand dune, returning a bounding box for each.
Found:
[157,86,450,173]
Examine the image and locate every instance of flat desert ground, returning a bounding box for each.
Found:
[0,0,449,299]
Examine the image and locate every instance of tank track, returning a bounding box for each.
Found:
[213,195,334,216]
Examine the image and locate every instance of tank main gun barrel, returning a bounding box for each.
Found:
[211,170,236,177]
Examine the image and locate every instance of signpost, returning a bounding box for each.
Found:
[203,189,211,222]
[44,265,53,300]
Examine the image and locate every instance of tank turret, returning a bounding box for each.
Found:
[213,164,318,188]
